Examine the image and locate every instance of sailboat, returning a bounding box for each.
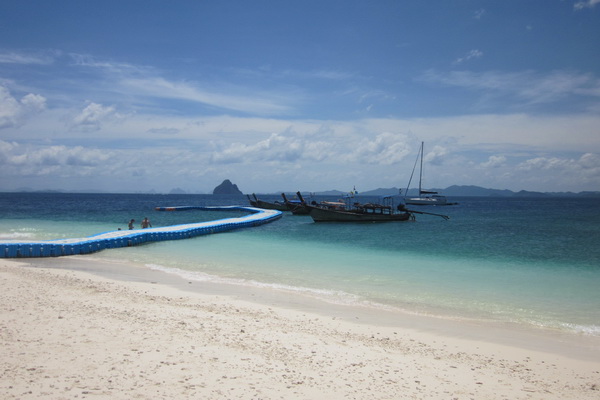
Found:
[405,142,457,206]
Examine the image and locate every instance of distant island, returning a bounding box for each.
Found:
[4,184,599,197]
[302,185,600,198]
[213,179,243,195]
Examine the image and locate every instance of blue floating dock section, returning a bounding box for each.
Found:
[0,206,281,259]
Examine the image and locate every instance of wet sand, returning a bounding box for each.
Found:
[1,258,599,399]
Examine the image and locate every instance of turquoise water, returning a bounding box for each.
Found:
[1,192,599,335]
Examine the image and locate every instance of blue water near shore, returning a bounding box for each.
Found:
[1,192,599,336]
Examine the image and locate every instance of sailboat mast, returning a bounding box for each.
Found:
[418,141,424,195]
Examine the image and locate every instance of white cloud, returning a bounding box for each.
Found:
[20,93,47,112]
[120,77,293,116]
[0,50,58,65]
[516,153,600,186]
[69,53,144,73]
[147,127,180,135]
[0,86,47,129]
[210,132,317,164]
[0,141,116,182]
[517,71,599,104]
[267,68,357,81]
[71,102,117,131]
[0,87,21,128]
[0,140,18,163]
[574,0,600,10]
[453,49,483,65]
[580,152,600,169]
[421,69,600,106]
[64,53,297,116]
[350,132,412,165]
[8,145,111,168]
[210,130,414,168]
[480,155,506,168]
[1,64,599,192]
[423,145,449,166]
[518,157,570,171]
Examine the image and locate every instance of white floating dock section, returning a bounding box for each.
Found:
[0,206,282,258]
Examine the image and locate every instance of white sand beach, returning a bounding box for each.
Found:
[1,258,599,399]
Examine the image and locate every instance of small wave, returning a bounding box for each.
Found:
[0,231,37,240]
[144,263,600,337]
[146,263,214,282]
[143,264,514,319]
[145,263,374,307]
[560,323,600,337]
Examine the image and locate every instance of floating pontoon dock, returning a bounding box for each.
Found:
[0,206,281,258]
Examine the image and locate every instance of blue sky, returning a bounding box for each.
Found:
[1,0,599,194]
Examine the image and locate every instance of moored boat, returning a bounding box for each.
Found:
[298,191,449,222]
[306,203,413,222]
[406,193,457,206]
[247,194,291,211]
[405,142,458,206]
[297,191,417,222]
[281,193,310,215]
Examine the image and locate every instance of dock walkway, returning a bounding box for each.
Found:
[0,206,281,258]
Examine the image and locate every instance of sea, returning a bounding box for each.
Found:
[1,192,599,337]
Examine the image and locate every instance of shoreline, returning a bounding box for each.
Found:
[33,255,600,361]
[2,257,599,399]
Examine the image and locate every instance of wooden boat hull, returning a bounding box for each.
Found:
[307,206,412,222]
[253,199,290,211]
[247,194,291,211]
[281,192,310,214]
[289,204,310,215]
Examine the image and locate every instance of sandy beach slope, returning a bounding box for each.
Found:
[1,259,599,399]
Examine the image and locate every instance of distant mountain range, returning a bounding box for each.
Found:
[311,185,600,198]
[7,184,600,198]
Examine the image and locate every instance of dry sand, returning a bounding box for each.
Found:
[1,258,599,399]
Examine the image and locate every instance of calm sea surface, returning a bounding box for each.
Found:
[1,192,599,336]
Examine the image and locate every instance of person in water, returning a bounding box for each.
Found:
[141,217,152,229]
[128,219,135,230]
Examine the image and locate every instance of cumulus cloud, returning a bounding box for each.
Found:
[0,141,119,188]
[0,140,18,163]
[210,130,413,168]
[511,153,600,190]
[517,153,600,181]
[71,102,117,131]
[423,145,449,166]
[211,133,308,164]
[579,152,600,169]
[351,132,411,165]
[0,86,47,129]
[20,93,47,111]
[480,155,506,168]
[518,157,570,171]
[6,144,111,169]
